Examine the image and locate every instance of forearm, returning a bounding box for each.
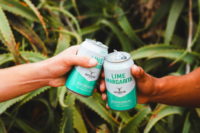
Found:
[0,61,50,102]
[152,68,200,107]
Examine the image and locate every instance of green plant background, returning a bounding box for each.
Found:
[0,0,200,133]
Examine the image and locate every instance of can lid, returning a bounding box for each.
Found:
[105,50,131,63]
[85,39,108,49]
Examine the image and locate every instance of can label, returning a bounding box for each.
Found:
[105,68,137,110]
[66,49,104,96]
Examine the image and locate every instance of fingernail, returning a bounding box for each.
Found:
[132,65,139,71]
[89,58,98,66]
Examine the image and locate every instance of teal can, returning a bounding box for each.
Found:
[104,51,137,111]
[65,39,108,96]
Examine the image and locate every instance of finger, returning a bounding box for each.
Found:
[106,103,110,109]
[100,80,106,92]
[61,45,80,55]
[137,95,149,104]
[102,93,107,100]
[131,65,146,80]
[49,76,66,87]
[66,56,98,68]
[101,72,105,78]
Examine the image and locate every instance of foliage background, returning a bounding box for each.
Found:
[0,0,200,133]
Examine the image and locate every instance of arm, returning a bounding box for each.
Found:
[131,65,200,107]
[0,46,97,102]
[100,65,200,107]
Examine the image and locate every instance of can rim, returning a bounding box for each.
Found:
[85,39,108,49]
[105,51,131,63]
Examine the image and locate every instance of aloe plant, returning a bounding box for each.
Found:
[0,0,199,133]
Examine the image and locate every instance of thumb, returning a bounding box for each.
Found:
[131,65,146,80]
[66,55,98,68]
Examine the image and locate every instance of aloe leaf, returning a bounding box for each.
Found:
[23,0,48,35]
[6,113,40,133]
[121,106,151,133]
[147,0,172,29]
[0,118,7,133]
[59,95,75,133]
[17,87,50,106]
[164,0,186,44]
[81,24,101,35]
[115,7,144,46]
[0,7,22,63]
[0,53,13,65]
[182,113,191,133]
[144,105,184,133]
[192,0,200,45]
[130,44,175,59]
[0,95,27,115]
[72,106,87,133]
[100,19,132,51]
[21,51,47,62]
[10,18,47,54]
[130,44,200,64]
[75,93,119,127]
[54,31,71,55]
[148,50,200,64]
[0,0,38,21]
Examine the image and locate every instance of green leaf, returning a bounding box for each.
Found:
[0,119,7,133]
[130,44,175,59]
[46,6,81,35]
[81,24,101,35]
[182,113,191,133]
[21,51,47,62]
[0,53,13,65]
[114,7,144,46]
[0,95,27,115]
[72,106,87,133]
[23,0,48,35]
[59,95,75,133]
[6,113,40,133]
[130,44,200,64]
[144,105,184,133]
[0,0,38,21]
[147,0,172,29]
[192,0,200,45]
[18,87,50,106]
[164,0,186,44]
[75,93,119,127]
[0,7,22,63]
[148,50,200,64]
[100,19,132,51]
[9,18,47,54]
[57,87,68,108]
[54,31,71,55]
[121,106,151,133]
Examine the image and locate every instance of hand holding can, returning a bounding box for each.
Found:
[65,39,108,96]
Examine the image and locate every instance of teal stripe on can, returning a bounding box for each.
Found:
[65,68,96,96]
[107,86,137,111]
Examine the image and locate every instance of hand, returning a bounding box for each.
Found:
[100,65,159,104]
[40,45,98,87]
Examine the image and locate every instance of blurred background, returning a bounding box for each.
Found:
[0,0,200,133]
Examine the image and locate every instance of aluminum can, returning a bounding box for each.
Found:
[104,51,137,111]
[65,39,108,96]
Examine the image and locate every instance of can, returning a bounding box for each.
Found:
[65,39,108,96]
[104,51,137,111]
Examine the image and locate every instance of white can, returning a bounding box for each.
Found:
[65,39,108,96]
[104,51,137,111]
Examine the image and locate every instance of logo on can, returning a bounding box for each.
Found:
[65,39,108,96]
[104,51,137,111]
